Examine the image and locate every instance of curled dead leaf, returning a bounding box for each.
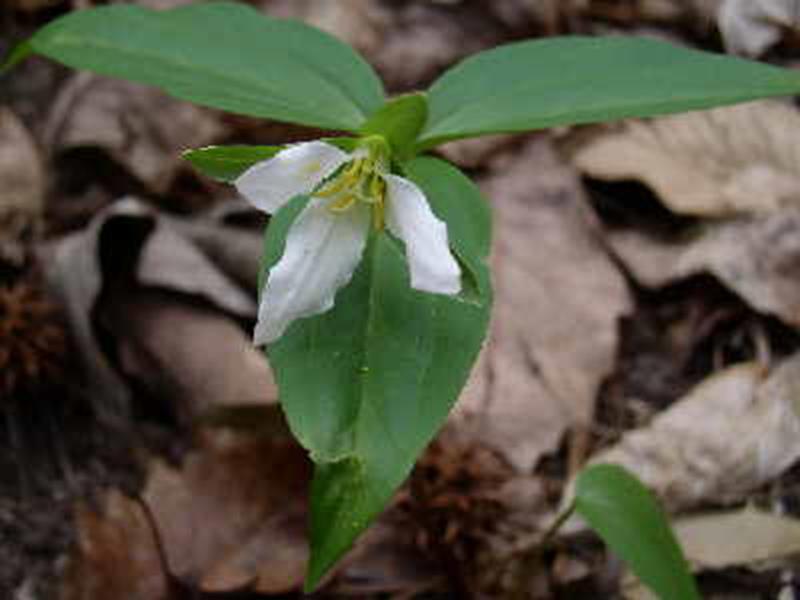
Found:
[0,108,43,265]
[575,355,800,513]
[144,426,310,594]
[566,100,800,217]
[60,491,168,600]
[455,137,632,473]
[47,76,224,192]
[718,0,800,56]
[607,210,800,327]
[42,198,260,422]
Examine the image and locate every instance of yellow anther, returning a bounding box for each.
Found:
[316,173,350,198]
[316,143,389,225]
[329,193,357,212]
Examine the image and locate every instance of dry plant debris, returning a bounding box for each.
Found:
[455,136,632,473]
[61,424,311,599]
[46,76,224,193]
[0,108,43,266]
[719,0,800,56]
[575,356,800,513]
[566,100,800,217]
[0,277,67,398]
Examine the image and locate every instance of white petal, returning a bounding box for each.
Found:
[384,174,461,295]
[234,141,349,214]
[254,199,370,344]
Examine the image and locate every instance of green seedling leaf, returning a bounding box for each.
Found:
[574,464,700,600]
[13,2,384,131]
[360,93,428,161]
[184,138,359,182]
[262,160,491,589]
[420,36,800,148]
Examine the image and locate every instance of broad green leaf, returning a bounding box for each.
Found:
[184,138,358,182]
[14,2,384,131]
[262,160,491,589]
[419,36,800,149]
[575,464,700,600]
[0,40,31,73]
[360,93,428,161]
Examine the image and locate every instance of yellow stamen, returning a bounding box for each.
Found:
[315,138,390,228]
[329,193,357,212]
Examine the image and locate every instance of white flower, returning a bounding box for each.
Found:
[235,139,461,345]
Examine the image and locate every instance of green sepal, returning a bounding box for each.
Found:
[360,93,427,161]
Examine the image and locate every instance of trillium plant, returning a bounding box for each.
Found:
[10,2,800,593]
[235,137,462,344]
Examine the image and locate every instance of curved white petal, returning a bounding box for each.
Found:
[384,174,461,295]
[254,199,370,344]
[235,141,349,214]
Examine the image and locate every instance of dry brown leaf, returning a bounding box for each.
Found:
[60,491,169,600]
[0,108,43,266]
[454,137,632,473]
[676,507,800,571]
[47,76,224,191]
[608,210,800,327]
[43,199,258,421]
[676,210,800,326]
[582,355,800,512]
[103,288,277,420]
[168,215,263,291]
[438,134,520,170]
[265,0,387,58]
[144,426,310,594]
[718,0,799,56]
[264,0,507,89]
[7,0,61,11]
[60,424,310,599]
[567,100,800,217]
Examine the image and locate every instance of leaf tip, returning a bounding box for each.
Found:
[0,40,32,75]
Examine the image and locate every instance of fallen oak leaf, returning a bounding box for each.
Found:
[455,136,632,473]
[565,100,800,217]
[567,354,800,514]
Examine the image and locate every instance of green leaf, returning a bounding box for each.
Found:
[262,160,491,589]
[184,138,358,182]
[360,93,428,161]
[420,36,800,149]
[574,464,700,600]
[16,2,384,130]
[0,40,32,74]
[184,146,282,182]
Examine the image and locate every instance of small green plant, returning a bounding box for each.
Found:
[9,2,800,593]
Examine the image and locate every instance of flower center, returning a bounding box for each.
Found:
[315,137,389,230]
